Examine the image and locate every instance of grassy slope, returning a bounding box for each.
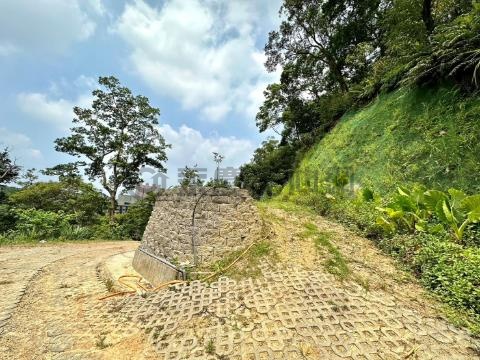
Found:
[296,86,480,195]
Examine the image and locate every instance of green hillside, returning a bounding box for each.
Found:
[295,86,480,196]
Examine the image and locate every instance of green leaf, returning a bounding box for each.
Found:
[415,220,427,232]
[441,200,456,224]
[391,194,416,212]
[448,188,467,209]
[461,194,480,213]
[467,207,480,223]
[397,187,410,197]
[427,223,445,234]
[376,216,396,232]
[424,190,447,211]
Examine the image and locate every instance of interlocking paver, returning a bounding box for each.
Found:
[87,264,479,359]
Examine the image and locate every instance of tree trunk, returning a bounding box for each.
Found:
[109,191,117,222]
[422,0,435,35]
[327,56,349,93]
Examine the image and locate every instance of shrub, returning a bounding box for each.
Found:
[414,237,480,319]
[0,204,17,233]
[279,180,480,325]
[92,217,129,240]
[9,180,106,226]
[205,179,231,188]
[376,186,480,242]
[236,139,296,199]
[13,209,75,239]
[115,192,156,240]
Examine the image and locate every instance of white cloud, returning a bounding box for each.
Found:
[17,92,92,131]
[0,128,43,163]
[0,0,105,55]
[17,76,96,131]
[114,0,281,122]
[158,124,255,182]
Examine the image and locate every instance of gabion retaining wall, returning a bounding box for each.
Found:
[138,187,262,267]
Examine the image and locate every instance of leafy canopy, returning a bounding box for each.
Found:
[236,139,297,199]
[51,76,169,215]
[9,179,107,226]
[258,0,383,144]
[0,148,21,185]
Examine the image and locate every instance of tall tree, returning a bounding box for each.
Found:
[0,148,21,185]
[259,0,384,142]
[265,0,383,94]
[51,76,169,219]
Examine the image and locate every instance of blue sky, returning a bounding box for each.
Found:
[0,0,281,185]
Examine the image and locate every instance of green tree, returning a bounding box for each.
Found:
[265,0,383,94]
[256,77,353,144]
[236,139,297,199]
[16,168,38,188]
[50,76,169,219]
[42,162,83,182]
[403,2,480,89]
[180,165,203,187]
[9,179,107,226]
[259,0,383,142]
[0,148,21,210]
[115,192,157,240]
[0,148,21,185]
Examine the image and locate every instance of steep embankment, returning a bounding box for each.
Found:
[296,86,480,195]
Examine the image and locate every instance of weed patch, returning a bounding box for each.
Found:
[191,240,276,282]
[303,223,350,281]
[205,339,215,355]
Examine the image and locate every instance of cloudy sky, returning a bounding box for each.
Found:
[0,0,281,185]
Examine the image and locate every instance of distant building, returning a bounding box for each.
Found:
[116,194,137,214]
[133,183,162,199]
[116,181,165,213]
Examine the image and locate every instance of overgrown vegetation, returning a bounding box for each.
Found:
[0,190,156,245]
[245,4,480,327]
[235,139,296,198]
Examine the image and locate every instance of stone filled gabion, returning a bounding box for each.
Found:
[140,187,263,265]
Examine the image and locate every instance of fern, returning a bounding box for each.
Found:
[403,7,480,89]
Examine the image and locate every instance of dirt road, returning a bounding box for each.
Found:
[0,241,157,359]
